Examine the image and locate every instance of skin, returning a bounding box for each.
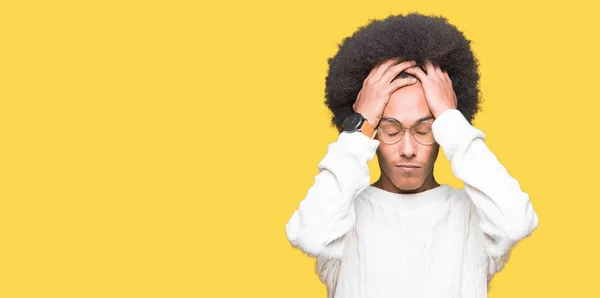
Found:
[371,81,441,194]
[353,58,458,194]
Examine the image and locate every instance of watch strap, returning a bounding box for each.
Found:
[360,119,378,139]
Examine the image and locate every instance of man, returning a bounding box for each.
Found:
[285,13,538,298]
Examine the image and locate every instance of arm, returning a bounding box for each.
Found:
[431,109,539,278]
[315,234,348,298]
[287,58,416,291]
[285,130,379,286]
[285,130,379,257]
[285,132,379,296]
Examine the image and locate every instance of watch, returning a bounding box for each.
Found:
[342,112,378,139]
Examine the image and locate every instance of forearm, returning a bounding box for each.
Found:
[432,109,538,247]
[457,138,538,243]
[285,131,379,258]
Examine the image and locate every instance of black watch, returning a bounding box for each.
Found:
[342,112,368,131]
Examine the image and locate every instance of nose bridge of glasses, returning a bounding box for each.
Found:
[400,127,418,144]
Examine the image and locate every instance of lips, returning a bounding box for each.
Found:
[395,164,421,168]
[395,164,420,174]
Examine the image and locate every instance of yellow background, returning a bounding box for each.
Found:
[1,0,599,297]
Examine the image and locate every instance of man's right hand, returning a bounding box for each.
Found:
[352,58,419,128]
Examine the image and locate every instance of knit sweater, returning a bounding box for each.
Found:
[285,109,539,298]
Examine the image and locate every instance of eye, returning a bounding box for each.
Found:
[380,126,402,136]
[414,124,432,135]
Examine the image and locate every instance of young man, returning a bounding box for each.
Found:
[285,13,539,298]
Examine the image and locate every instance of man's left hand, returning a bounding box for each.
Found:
[404,60,458,118]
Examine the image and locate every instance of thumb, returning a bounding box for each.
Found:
[353,90,362,111]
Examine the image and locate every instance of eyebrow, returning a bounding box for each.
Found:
[380,115,434,126]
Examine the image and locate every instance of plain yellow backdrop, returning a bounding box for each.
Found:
[1,0,599,297]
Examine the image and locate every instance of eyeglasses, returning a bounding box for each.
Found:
[375,119,436,145]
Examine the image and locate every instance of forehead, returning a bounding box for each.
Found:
[382,82,432,126]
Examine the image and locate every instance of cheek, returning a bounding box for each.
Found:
[425,145,440,163]
[376,146,394,161]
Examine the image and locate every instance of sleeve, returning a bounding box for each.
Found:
[431,109,539,279]
[315,234,348,298]
[285,130,379,286]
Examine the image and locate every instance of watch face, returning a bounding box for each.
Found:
[343,113,364,130]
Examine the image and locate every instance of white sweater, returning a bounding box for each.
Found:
[285,109,538,298]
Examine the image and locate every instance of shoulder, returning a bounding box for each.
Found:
[443,184,472,208]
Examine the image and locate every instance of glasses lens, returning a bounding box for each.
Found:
[413,122,434,144]
[377,122,403,144]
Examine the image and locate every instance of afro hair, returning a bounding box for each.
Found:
[324,12,483,133]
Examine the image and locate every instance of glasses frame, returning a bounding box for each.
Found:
[375,119,436,146]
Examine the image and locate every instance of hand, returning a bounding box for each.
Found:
[352,58,419,128]
[404,60,458,118]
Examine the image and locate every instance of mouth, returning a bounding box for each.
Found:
[395,164,420,173]
[395,164,421,168]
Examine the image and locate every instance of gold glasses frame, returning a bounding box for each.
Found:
[375,119,436,145]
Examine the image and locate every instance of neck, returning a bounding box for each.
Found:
[372,172,440,194]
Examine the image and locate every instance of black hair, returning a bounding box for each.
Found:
[324,12,483,133]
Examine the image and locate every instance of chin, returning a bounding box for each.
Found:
[391,178,425,191]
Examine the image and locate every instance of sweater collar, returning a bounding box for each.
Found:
[361,183,451,208]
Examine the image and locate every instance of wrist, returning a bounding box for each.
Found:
[343,112,378,139]
[360,118,378,139]
[434,107,457,119]
[358,112,378,128]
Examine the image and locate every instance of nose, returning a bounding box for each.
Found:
[399,131,417,157]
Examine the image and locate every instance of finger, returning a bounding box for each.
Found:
[384,77,418,94]
[434,66,447,83]
[365,61,382,82]
[431,64,442,82]
[434,65,444,79]
[353,89,362,110]
[370,57,402,82]
[442,71,451,84]
[380,60,417,84]
[403,66,428,82]
[441,71,458,106]
[424,60,436,76]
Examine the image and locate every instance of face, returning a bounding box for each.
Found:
[375,80,440,192]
